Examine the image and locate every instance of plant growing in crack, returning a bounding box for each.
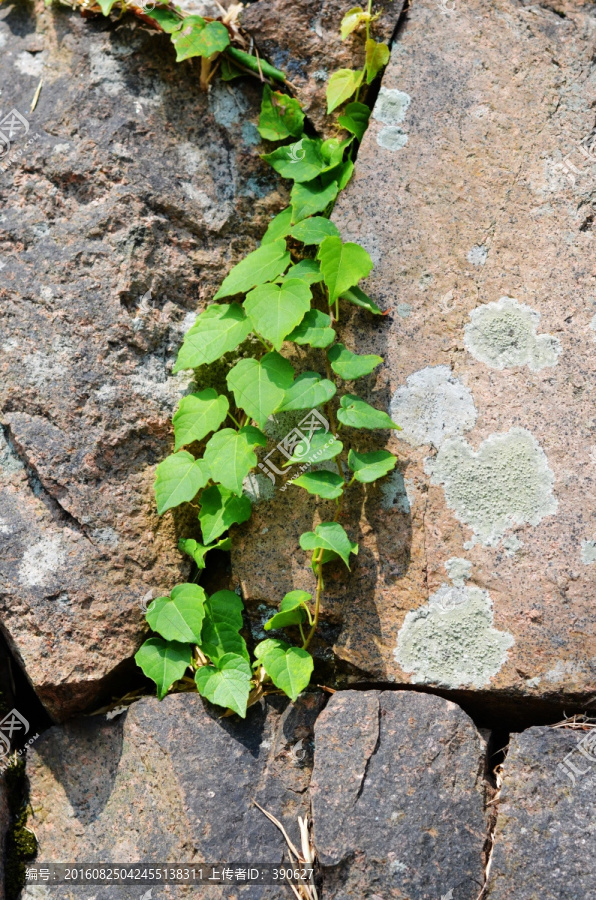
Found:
[65,0,400,716]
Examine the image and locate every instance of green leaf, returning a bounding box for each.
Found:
[173,304,252,372]
[337,394,400,430]
[340,6,368,39]
[171,16,230,62]
[154,451,210,515]
[146,583,207,643]
[277,371,336,412]
[263,137,327,183]
[144,6,182,32]
[258,85,305,141]
[340,285,384,315]
[135,638,191,701]
[178,537,231,569]
[220,54,244,81]
[262,207,293,245]
[348,449,397,483]
[195,653,252,718]
[290,177,340,224]
[254,639,314,702]
[205,589,244,630]
[317,236,373,304]
[279,259,323,285]
[245,279,311,350]
[283,430,343,465]
[326,68,364,114]
[365,39,390,83]
[264,590,311,631]
[290,216,340,245]
[198,485,252,543]
[214,239,290,300]
[338,101,371,141]
[299,521,358,569]
[327,343,383,380]
[204,426,266,495]
[226,47,286,84]
[173,389,229,450]
[201,619,249,663]
[97,0,119,14]
[227,351,294,428]
[293,470,344,500]
[287,309,336,349]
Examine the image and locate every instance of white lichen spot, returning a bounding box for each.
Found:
[18,535,66,587]
[389,366,477,448]
[394,583,514,689]
[581,539,596,565]
[380,470,411,513]
[502,534,523,556]
[15,51,44,78]
[467,245,488,266]
[431,427,557,546]
[397,303,411,318]
[444,557,472,586]
[0,516,13,535]
[243,472,275,505]
[89,46,125,96]
[376,126,408,152]
[590,314,596,336]
[373,87,411,125]
[464,297,561,371]
[0,33,6,50]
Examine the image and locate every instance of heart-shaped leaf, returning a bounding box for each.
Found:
[204,426,267,495]
[299,521,358,569]
[195,653,252,718]
[290,216,340,245]
[173,389,229,449]
[214,239,290,299]
[171,16,230,62]
[144,6,182,32]
[293,470,344,499]
[254,639,314,702]
[279,260,323,285]
[337,101,371,141]
[262,207,293,245]
[365,39,390,83]
[206,589,244,630]
[135,638,192,701]
[277,371,336,411]
[146,583,207,643]
[154,451,210,514]
[264,590,311,631]
[287,309,336,348]
[340,285,383,315]
[327,343,383,380]
[348,449,397,483]
[263,137,328,182]
[178,537,231,569]
[198,485,252,543]
[326,68,364,114]
[227,352,294,428]
[283,430,343,466]
[245,279,311,350]
[317,236,373,304]
[340,6,368,39]
[291,178,340,224]
[258,85,304,141]
[173,303,252,372]
[337,394,400,430]
[200,620,249,663]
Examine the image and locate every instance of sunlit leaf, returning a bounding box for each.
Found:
[154,451,210,514]
[146,583,207,643]
[173,389,229,449]
[293,470,344,499]
[317,236,373,303]
[299,521,358,569]
[287,309,336,348]
[135,638,191,701]
[195,653,252,718]
[277,371,336,411]
[204,426,267,495]
[214,239,290,299]
[173,304,252,372]
[171,16,230,62]
[326,68,364,114]
[198,484,252,543]
[254,639,313,701]
[348,448,397,483]
[258,85,304,141]
[227,352,294,428]
[337,394,400,430]
[327,343,383,380]
[245,279,311,350]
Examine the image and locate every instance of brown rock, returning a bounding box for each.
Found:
[311,690,490,899]
[487,725,596,899]
[241,0,404,133]
[233,0,596,708]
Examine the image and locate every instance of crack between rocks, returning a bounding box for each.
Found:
[475,732,511,899]
[0,422,96,547]
[354,694,381,804]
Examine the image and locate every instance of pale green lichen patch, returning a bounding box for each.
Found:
[394,583,514,689]
[373,87,411,125]
[389,365,477,448]
[581,539,596,564]
[464,296,561,371]
[444,557,472,586]
[376,126,408,151]
[431,427,557,545]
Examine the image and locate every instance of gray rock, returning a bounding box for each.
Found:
[0,774,8,900]
[487,726,596,899]
[311,690,489,899]
[24,691,324,899]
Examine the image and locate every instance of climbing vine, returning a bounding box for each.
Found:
[69,0,399,717]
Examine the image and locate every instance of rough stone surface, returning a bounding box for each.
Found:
[311,690,489,899]
[24,691,324,898]
[0,0,289,719]
[233,0,596,707]
[0,774,7,900]
[487,726,596,899]
[240,0,405,133]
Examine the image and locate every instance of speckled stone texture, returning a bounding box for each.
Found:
[240,0,404,133]
[487,726,596,899]
[233,0,596,708]
[0,774,7,900]
[24,691,324,899]
[0,0,298,719]
[311,690,489,900]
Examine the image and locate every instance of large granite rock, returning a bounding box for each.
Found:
[487,725,596,899]
[233,0,596,708]
[24,691,324,899]
[311,690,489,899]
[241,0,405,133]
[0,0,292,719]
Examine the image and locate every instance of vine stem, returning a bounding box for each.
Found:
[303,548,325,650]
